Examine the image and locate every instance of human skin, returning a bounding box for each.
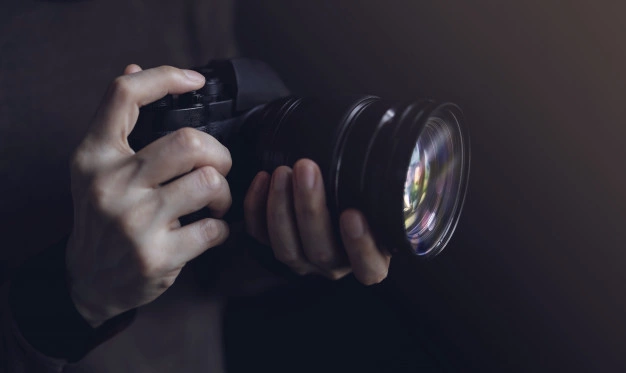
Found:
[66,64,391,328]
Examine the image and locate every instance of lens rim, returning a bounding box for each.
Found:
[358,101,469,258]
[395,103,469,257]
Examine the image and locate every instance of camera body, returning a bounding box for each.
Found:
[130,59,290,149]
[130,59,294,224]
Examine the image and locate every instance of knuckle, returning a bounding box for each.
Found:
[199,219,226,245]
[203,137,232,175]
[196,166,221,190]
[109,76,134,102]
[197,169,232,215]
[170,129,232,176]
[173,127,204,153]
[157,65,179,78]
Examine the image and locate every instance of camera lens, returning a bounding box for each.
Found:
[236,96,469,258]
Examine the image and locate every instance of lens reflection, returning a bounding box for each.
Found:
[403,116,461,255]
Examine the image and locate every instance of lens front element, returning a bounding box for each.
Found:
[403,114,466,256]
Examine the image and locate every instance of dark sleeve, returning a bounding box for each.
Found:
[1,237,136,372]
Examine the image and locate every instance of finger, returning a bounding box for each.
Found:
[243,171,271,245]
[124,64,143,75]
[267,166,316,275]
[89,65,205,146]
[133,127,231,187]
[292,159,345,272]
[340,209,391,286]
[157,166,232,222]
[169,218,230,265]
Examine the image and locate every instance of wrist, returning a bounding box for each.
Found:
[68,289,107,329]
[65,236,117,328]
[67,278,127,329]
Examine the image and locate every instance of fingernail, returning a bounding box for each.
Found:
[272,169,289,192]
[296,162,315,190]
[183,69,205,82]
[342,212,364,239]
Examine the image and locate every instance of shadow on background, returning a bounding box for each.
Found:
[232,1,626,371]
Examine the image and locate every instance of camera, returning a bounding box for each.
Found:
[129,59,470,258]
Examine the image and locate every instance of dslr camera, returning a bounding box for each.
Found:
[130,59,470,258]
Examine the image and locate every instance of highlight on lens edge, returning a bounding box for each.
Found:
[403,113,467,257]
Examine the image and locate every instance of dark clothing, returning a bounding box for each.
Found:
[2,236,436,373]
[2,238,135,372]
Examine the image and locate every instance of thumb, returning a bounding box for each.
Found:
[88,65,205,149]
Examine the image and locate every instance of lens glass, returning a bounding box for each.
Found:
[403,115,463,255]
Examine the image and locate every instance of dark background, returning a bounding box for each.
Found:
[2,0,626,371]
[234,1,626,371]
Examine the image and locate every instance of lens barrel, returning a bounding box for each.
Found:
[236,96,470,257]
